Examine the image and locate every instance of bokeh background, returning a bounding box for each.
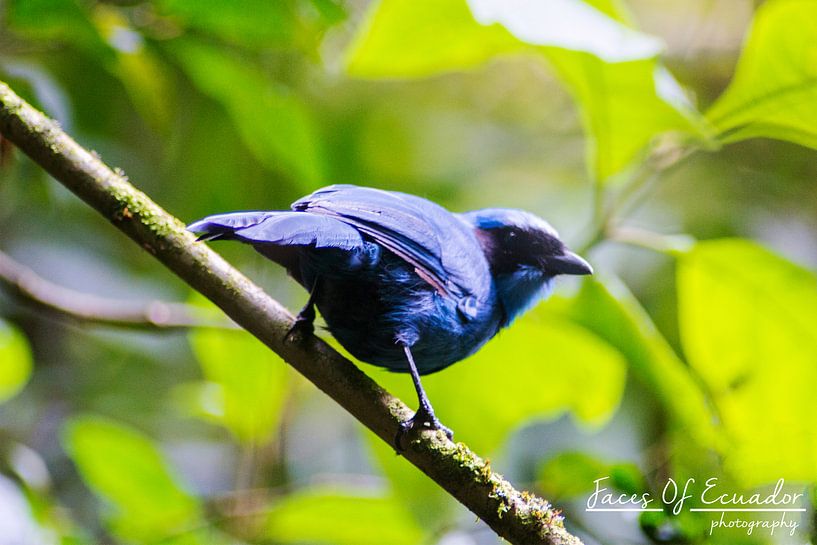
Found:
[1,0,817,544]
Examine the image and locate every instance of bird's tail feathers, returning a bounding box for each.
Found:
[187,211,272,242]
[187,210,365,251]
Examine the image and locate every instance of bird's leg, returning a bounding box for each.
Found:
[286,276,320,342]
[394,344,453,450]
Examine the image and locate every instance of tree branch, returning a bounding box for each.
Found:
[0,81,583,545]
[0,248,235,330]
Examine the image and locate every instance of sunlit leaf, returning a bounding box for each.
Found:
[369,313,626,455]
[467,0,661,62]
[346,0,708,181]
[345,0,658,77]
[678,239,817,484]
[579,0,635,21]
[264,486,425,545]
[167,39,324,189]
[469,0,705,180]
[346,0,520,78]
[475,0,711,181]
[187,296,291,444]
[62,415,202,542]
[547,54,706,181]
[552,277,720,449]
[0,319,33,404]
[706,0,817,149]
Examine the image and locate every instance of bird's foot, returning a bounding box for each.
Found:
[394,408,453,452]
[285,315,314,344]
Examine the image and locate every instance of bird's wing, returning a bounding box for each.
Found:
[187,210,364,250]
[292,185,490,316]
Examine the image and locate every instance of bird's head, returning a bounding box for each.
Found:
[462,208,593,326]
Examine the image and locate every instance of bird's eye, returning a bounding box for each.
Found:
[504,230,517,242]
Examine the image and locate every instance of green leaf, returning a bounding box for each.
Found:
[62,415,201,542]
[92,5,174,132]
[345,0,658,78]
[157,0,296,48]
[6,0,113,60]
[368,312,626,455]
[467,0,662,61]
[538,451,608,499]
[0,319,33,404]
[167,39,324,189]
[310,0,348,25]
[678,239,817,484]
[264,486,425,545]
[346,0,707,181]
[546,54,706,181]
[9,0,174,132]
[483,0,711,181]
[346,0,521,78]
[553,278,720,449]
[608,461,647,496]
[706,0,817,148]
[187,297,291,444]
[537,451,645,499]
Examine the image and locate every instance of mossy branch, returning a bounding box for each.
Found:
[0,81,583,545]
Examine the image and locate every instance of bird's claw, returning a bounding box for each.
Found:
[393,409,453,451]
[285,316,314,344]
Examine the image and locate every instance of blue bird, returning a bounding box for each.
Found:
[188,185,592,444]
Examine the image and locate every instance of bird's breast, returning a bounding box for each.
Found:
[312,254,500,375]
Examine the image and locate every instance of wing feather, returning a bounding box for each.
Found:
[187,211,364,250]
[292,185,490,313]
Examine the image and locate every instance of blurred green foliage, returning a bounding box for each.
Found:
[182,296,292,445]
[169,38,324,188]
[1,0,817,544]
[264,486,425,545]
[62,415,203,542]
[678,240,817,484]
[537,451,645,500]
[0,319,32,403]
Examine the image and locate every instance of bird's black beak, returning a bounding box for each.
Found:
[544,250,593,276]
